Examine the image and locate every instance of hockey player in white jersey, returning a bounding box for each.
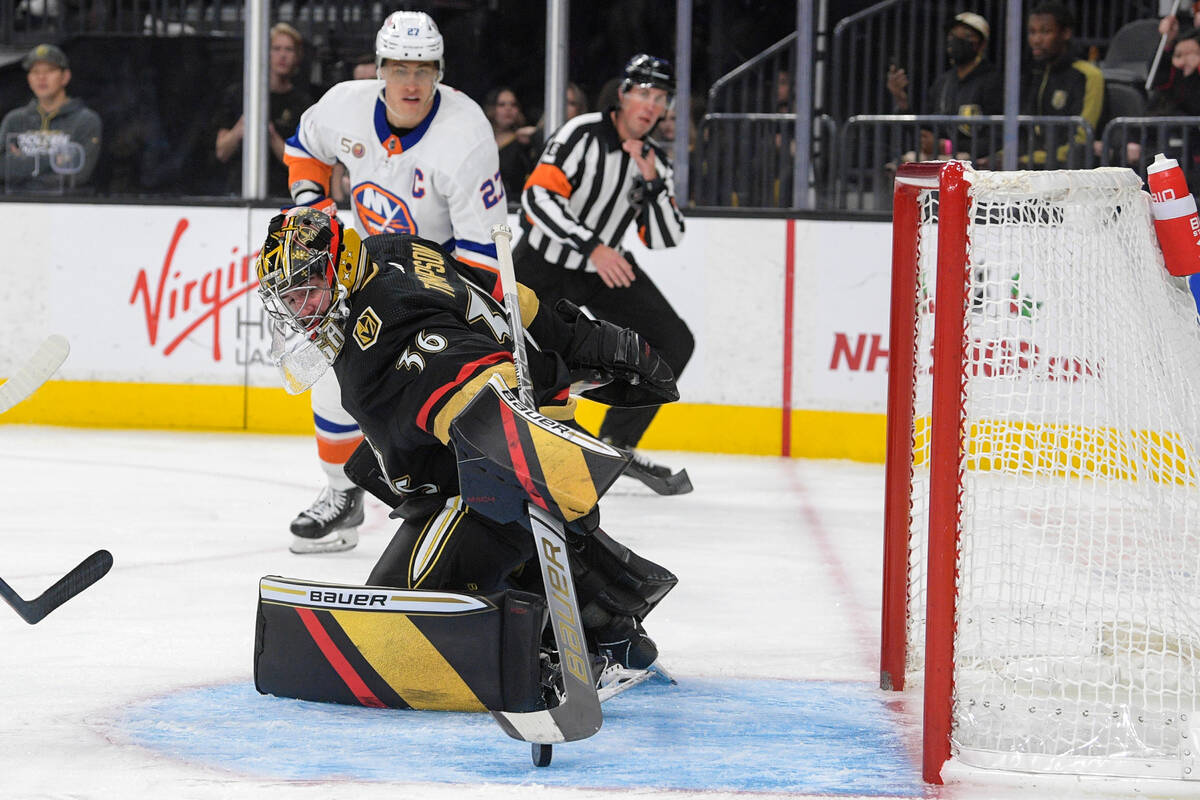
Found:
[278,10,507,554]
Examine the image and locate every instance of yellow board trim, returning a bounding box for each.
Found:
[330,608,486,712]
[9,381,1196,481]
[0,379,890,460]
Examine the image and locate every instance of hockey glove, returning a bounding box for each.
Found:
[557,299,679,407]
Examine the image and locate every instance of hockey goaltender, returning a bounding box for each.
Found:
[251,207,679,730]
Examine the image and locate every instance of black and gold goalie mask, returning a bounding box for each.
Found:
[255,207,366,394]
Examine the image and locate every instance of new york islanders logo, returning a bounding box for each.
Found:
[353,183,418,236]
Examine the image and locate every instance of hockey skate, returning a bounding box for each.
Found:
[289,486,364,554]
[540,649,670,707]
[620,448,693,495]
[540,620,675,707]
[592,624,676,701]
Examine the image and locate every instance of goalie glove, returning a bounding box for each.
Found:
[556,299,679,407]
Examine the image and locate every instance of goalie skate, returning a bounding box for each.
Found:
[289,486,363,554]
[596,660,675,702]
[541,651,674,706]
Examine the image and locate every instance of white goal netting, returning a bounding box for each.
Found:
[905,167,1200,778]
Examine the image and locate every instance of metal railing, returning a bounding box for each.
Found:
[835,115,1094,211]
[1,1,385,43]
[692,112,837,208]
[707,32,797,114]
[829,0,1159,122]
[1100,116,1200,177]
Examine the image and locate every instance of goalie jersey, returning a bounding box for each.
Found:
[284,80,506,275]
[333,234,573,507]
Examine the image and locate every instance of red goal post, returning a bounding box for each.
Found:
[882,160,1200,784]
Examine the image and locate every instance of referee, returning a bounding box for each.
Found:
[514,54,694,495]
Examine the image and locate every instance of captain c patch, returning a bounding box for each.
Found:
[354,307,382,350]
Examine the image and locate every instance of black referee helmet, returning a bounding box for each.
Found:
[620,54,676,97]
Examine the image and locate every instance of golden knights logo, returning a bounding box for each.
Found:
[354,307,382,350]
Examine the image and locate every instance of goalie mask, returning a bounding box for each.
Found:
[256,207,368,393]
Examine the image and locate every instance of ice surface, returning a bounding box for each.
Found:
[0,426,1195,799]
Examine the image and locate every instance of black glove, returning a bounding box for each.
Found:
[557,299,679,407]
[627,175,666,213]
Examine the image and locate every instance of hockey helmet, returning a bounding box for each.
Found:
[256,207,365,391]
[620,54,676,99]
[375,10,445,83]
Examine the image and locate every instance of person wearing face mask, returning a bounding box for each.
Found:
[885,12,1002,160]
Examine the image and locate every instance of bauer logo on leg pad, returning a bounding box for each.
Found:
[450,373,630,525]
[255,576,546,713]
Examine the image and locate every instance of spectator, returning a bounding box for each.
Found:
[214,22,313,197]
[886,12,1002,161]
[484,86,536,201]
[0,43,102,194]
[350,51,377,81]
[1159,3,1200,44]
[596,77,623,113]
[655,104,679,148]
[1129,28,1200,171]
[566,81,589,119]
[528,82,589,157]
[1147,28,1200,116]
[1019,2,1104,167]
[776,68,794,113]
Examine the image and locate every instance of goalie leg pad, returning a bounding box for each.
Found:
[255,576,547,712]
[367,497,534,593]
[571,528,678,620]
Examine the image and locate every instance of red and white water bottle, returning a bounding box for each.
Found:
[1147,153,1200,277]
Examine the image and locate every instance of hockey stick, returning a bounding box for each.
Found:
[1147,0,1183,93]
[0,334,69,414]
[487,224,603,752]
[0,549,113,624]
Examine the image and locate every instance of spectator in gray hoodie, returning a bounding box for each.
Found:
[0,44,102,193]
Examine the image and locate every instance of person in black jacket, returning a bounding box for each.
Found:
[886,12,1003,160]
[1019,2,1105,167]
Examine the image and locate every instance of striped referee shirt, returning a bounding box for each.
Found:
[520,109,685,271]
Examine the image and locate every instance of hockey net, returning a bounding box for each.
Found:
[882,161,1200,783]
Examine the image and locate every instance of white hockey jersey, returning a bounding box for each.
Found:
[284,79,506,274]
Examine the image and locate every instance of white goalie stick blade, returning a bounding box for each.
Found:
[491,502,603,744]
[0,334,69,414]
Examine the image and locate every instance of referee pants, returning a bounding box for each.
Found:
[514,244,694,449]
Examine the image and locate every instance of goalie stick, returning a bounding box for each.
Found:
[0,550,113,624]
[487,224,603,762]
[0,334,69,414]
